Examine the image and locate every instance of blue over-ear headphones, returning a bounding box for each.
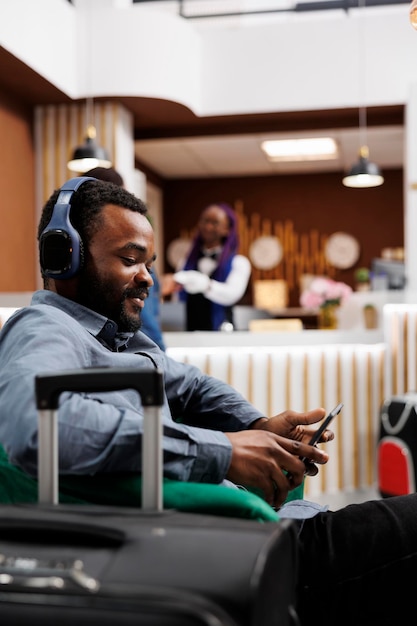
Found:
[39,176,95,279]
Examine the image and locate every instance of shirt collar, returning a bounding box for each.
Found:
[200,245,222,259]
[31,290,133,351]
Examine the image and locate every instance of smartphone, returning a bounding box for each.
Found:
[308,402,343,446]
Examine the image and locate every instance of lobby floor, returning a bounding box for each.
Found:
[311,486,382,511]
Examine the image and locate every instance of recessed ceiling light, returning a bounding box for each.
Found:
[261,137,338,162]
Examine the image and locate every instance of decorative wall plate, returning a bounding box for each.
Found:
[249,236,283,270]
[324,232,360,269]
[166,238,192,270]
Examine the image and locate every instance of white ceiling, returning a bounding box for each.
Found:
[134,124,404,179]
[132,1,407,179]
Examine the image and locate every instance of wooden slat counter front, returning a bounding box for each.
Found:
[165,329,386,500]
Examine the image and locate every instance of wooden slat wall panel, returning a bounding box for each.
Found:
[384,304,417,397]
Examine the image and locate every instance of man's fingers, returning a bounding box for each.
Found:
[279,435,329,465]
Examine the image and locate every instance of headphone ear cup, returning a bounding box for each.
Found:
[39,224,83,279]
[39,177,94,279]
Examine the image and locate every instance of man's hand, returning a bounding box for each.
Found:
[253,408,335,445]
[252,408,335,480]
[224,429,329,509]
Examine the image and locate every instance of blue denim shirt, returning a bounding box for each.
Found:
[0,291,264,483]
[140,269,166,351]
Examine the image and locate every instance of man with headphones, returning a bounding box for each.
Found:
[1,177,417,626]
[82,166,167,351]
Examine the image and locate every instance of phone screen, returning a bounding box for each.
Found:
[308,402,343,446]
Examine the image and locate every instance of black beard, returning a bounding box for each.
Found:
[118,296,143,333]
[76,270,148,333]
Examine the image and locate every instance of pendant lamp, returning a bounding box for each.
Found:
[67,2,111,174]
[67,122,112,174]
[342,143,384,189]
[67,91,112,174]
[342,0,384,189]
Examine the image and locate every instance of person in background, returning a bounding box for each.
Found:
[171,202,251,331]
[82,166,124,187]
[83,167,166,351]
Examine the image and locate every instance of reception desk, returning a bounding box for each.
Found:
[164,299,417,501]
[165,329,386,500]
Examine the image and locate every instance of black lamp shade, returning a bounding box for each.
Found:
[342,146,384,188]
[68,129,112,173]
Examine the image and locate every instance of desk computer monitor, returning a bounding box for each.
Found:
[371,258,406,290]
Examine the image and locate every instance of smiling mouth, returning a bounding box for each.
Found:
[128,296,144,309]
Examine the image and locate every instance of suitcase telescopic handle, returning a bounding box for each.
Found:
[35,367,165,510]
[35,367,164,409]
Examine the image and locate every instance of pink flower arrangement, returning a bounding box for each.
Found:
[300,277,352,309]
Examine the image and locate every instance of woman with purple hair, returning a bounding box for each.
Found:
[174,203,251,331]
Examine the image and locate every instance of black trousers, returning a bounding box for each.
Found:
[296,493,417,626]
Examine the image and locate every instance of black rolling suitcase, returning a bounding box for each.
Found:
[0,368,300,626]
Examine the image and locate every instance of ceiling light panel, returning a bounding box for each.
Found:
[261,137,339,161]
